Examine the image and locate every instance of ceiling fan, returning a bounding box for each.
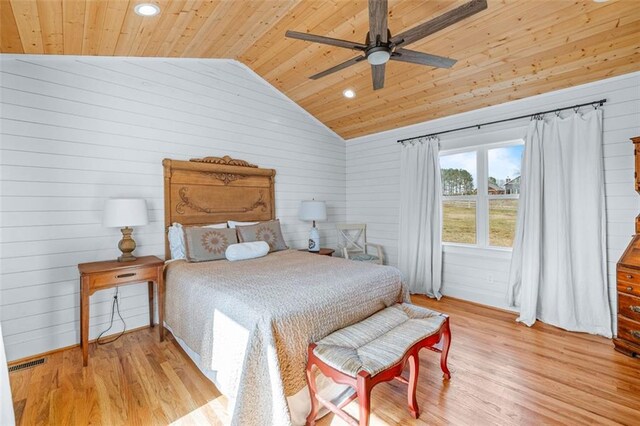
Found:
[286,0,487,90]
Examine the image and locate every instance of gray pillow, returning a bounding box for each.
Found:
[236,219,288,252]
[184,227,238,262]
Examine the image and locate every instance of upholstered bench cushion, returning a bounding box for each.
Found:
[313,304,446,378]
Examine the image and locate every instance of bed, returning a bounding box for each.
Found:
[162,156,408,426]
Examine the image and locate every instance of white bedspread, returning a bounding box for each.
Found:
[164,249,408,426]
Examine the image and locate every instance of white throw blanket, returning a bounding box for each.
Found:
[165,250,408,426]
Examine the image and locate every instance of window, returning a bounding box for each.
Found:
[440,151,477,244]
[440,141,523,249]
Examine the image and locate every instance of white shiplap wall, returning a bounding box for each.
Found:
[346,71,640,312]
[0,55,346,361]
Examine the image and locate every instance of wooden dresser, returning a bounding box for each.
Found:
[614,136,640,358]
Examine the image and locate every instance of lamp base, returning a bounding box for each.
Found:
[117,227,137,262]
[117,253,137,262]
[308,226,320,252]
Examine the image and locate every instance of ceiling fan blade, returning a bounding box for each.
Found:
[309,56,366,80]
[390,0,487,47]
[372,64,385,90]
[369,0,388,43]
[391,48,457,68]
[286,30,367,51]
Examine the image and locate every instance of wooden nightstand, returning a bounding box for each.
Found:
[78,255,164,366]
[298,248,335,256]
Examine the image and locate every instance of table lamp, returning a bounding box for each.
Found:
[298,200,327,252]
[103,198,149,262]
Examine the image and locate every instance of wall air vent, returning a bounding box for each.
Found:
[8,357,46,373]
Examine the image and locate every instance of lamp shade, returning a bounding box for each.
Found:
[103,198,149,228]
[298,200,327,222]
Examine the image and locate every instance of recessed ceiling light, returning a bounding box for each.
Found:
[343,89,356,99]
[134,3,160,16]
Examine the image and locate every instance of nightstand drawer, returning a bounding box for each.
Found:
[618,315,640,346]
[618,292,640,322]
[89,266,157,289]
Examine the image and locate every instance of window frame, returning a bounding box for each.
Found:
[440,139,524,251]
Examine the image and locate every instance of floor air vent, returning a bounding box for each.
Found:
[9,357,46,373]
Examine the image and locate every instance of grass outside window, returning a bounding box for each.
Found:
[488,199,518,247]
[442,200,476,244]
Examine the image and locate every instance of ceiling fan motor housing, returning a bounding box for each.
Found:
[285,0,487,89]
[366,45,392,65]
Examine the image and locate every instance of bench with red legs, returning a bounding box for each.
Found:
[306,303,451,426]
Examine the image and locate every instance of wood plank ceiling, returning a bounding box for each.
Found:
[1,0,639,139]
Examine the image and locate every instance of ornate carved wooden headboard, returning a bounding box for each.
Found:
[162,156,276,259]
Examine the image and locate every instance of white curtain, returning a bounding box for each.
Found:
[508,109,612,337]
[398,137,443,298]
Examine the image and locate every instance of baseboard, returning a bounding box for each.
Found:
[7,324,153,367]
[439,295,518,315]
[439,287,517,312]
[411,293,517,314]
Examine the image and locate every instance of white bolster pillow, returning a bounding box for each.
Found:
[225,241,270,261]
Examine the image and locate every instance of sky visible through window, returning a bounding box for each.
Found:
[488,145,524,186]
[440,143,524,190]
[440,151,477,189]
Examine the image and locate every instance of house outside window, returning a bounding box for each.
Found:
[504,176,520,194]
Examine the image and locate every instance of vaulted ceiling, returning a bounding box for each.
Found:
[1,0,639,139]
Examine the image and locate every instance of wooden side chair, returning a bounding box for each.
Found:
[336,224,384,265]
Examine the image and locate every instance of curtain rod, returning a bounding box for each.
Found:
[396,98,607,144]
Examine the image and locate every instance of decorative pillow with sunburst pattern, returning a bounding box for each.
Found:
[236,219,288,252]
[184,227,238,262]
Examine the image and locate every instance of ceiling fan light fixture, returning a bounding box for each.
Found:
[343,89,356,99]
[285,0,486,90]
[134,3,160,16]
[367,48,391,65]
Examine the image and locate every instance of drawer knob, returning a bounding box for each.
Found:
[116,272,136,278]
[627,286,634,292]
[626,274,634,279]
[631,306,640,313]
[632,330,640,339]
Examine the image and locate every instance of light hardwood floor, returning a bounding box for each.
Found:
[9,296,640,425]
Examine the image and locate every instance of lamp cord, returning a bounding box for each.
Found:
[96,287,127,345]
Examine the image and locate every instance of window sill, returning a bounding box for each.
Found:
[442,243,512,259]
